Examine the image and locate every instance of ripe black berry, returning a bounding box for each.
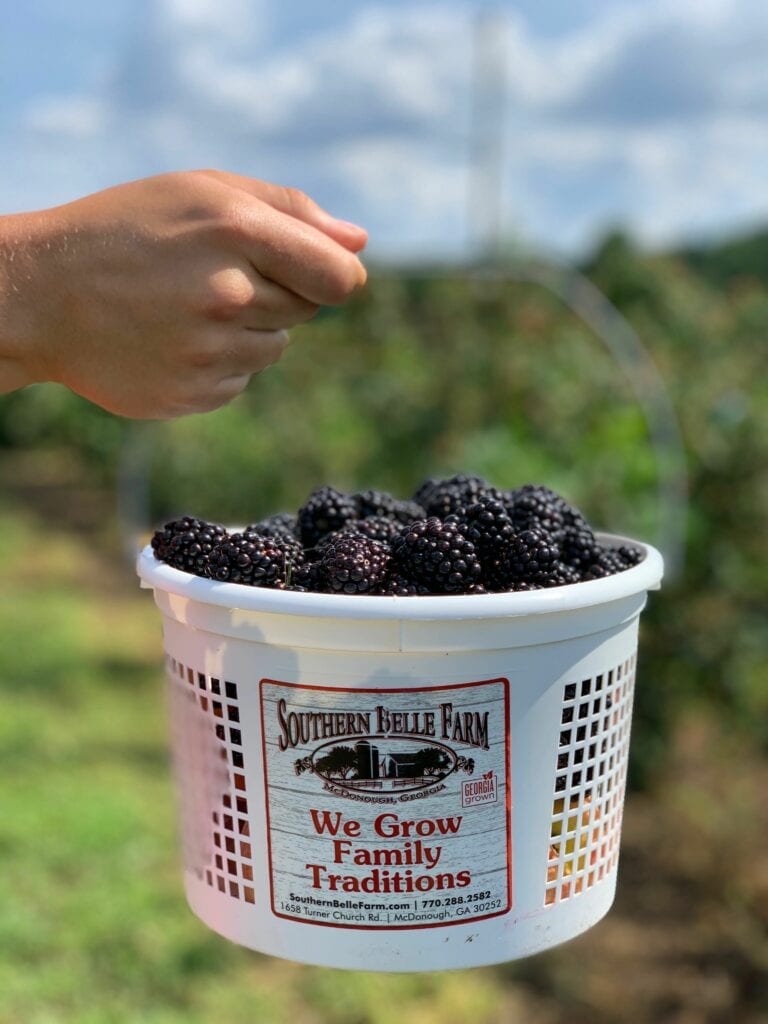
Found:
[378,573,432,596]
[457,496,516,566]
[207,533,298,587]
[414,474,495,519]
[501,528,560,586]
[616,544,644,567]
[244,523,303,563]
[504,485,571,541]
[298,486,358,548]
[290,561,319,591]
[350,516,402,544]
[583,545,643,580]
[392,517,482,593]
[252,512,299,539]
[151,517,227,577]
[560,523,600,570]
[316,533,391,595]
[543,562,583,587]
[354,489,425,525]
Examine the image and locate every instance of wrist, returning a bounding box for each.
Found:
[0,210,56,391]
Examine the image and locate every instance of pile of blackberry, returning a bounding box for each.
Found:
[150,476,644,596]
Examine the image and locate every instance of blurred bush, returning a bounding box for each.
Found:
[1,234,766,788]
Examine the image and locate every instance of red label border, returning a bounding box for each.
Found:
[259,677,512,930]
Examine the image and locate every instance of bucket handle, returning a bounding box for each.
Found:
[118,261,687,578]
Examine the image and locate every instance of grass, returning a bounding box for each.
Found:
[0,498,766,1023]
[0,502,513,1024]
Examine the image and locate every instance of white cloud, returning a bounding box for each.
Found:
[25,96,108,139]
[5,0,768,255]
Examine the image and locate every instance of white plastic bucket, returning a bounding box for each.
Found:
[137,533,663,972]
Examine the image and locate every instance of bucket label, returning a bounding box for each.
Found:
[260,677,511,929]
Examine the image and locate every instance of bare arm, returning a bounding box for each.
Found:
[0,170,367,418]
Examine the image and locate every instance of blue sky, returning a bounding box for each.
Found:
[2,0,768,260]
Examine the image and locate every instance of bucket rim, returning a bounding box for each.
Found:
[137,532,663,622]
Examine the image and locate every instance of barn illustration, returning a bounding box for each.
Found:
[297,737,473,790]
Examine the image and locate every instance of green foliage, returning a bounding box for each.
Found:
[0,238,766,791]
[1,218,767,1016]
[679,226,768,286]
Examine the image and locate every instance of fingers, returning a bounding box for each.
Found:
[198,170,368,253]
[159,330,289,418]
[220,328,291,377]
[225,200,367,307]
[238,327,290,372]
[202,267,320,330]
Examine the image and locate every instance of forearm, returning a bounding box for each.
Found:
[0,211,49,393]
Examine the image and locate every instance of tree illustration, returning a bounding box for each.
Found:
[412,747,452,777]
[313,745,359,779]
[455,756,475,774]
[294,755,314,776]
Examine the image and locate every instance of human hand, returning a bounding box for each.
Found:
[0,170,367,418]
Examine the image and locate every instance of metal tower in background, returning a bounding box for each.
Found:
[469,8,509,261]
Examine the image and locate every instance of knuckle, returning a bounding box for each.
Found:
[186,346,219,370]
[200,269,255,321]
[280,185,311,217]
[219,199,252,236]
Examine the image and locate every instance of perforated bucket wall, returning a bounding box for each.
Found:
[545,654,636,906]
[167,659,255,904]
[138,537,662,972]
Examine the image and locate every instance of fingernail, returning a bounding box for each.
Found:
[336,218,367,234]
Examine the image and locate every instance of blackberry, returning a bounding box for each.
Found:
[542,562,582,587]
[508,579,537,591]
[354,490,425,525]
[583,545,643,580]
[151,517,227,577]
[252,512,299,539]
[244,523,303,563]
[583,562,613,580]
[350,516,402,545]
[504,485,570,541]
[457,496,516,567]
[501,528,560,586]
[616,544,644,567]
[414,474,495,520]
[378,573,432,596]
[392,499,428,525]
[306,525,359,562]
[290,561,320,591]
[560,523,600,570]
[298,486,358,548]
[316,533,391,595]
[412,477,440,510]
[392,517,482,594]
[207,532,296,587]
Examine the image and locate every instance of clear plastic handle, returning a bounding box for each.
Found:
[118,263,687,578]
[497,258,687,578]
